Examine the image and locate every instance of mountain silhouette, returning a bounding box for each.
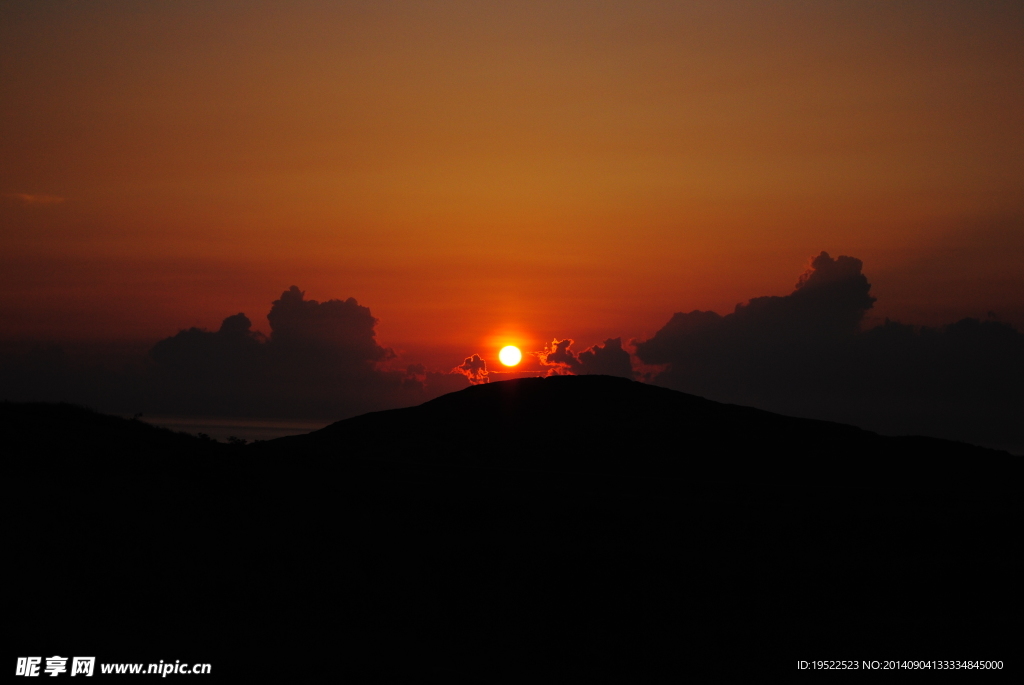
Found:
[273,374,1008,488]
[5,377,1019,679]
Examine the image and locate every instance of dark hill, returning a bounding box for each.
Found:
[5,378,1020,679]
[270,374,1011,492]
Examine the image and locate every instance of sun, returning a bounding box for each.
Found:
[498,345,522,367]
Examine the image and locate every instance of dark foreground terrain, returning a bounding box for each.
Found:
[6,376,1020,679]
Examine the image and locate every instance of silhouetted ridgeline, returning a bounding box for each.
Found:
[272,375,1014,486]
[6,378,1020,679]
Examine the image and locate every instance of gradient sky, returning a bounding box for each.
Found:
[3,0,1022,370]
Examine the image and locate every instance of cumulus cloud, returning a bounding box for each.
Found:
[539,339,577,373]
[635,251,1023,451]
[145,287,420,418]
[454,354,489,384]
[266,286,394,366]
[150,313,265,376]
[637,252,874,370]
[634,252,876,397]
[539,338,634,378]
[0,286,471,421]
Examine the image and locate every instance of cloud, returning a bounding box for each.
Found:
[636,251,874,368]
[0,285,473,421]
[150,313,265,375]
[539,339,577,373]
[539,338,634,378]
[454,354,489,384]
[150,286,397,381]
[4,193,66,205]
[634,251,1023,451]
[266,286,394,366]
[145,287,420,418]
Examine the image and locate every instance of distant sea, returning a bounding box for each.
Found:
[141,416,330,443]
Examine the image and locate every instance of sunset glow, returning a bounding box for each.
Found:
[1,1,1021,451]
[4,4,1017,673]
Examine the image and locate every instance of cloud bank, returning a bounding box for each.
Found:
[538,338,634,378]
[144,286,427,418]
[1,256,1020,451]
[635,252,1023,451]
[0,286,479,422]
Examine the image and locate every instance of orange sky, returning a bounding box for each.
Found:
[3,1,1022,370]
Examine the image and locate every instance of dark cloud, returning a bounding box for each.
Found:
[636,252,874,373]
[266,286,394,366]
[575,338,634,378]
[635,252,1024,452]
[402,364,430,391]
[539,339,577,373]
[539,338,634,378]
[454,354,489,384]
[0,285,473,421]
[150,313,265,376]
[143,287,425,418]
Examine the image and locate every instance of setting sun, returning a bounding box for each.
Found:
[498,346,522,367]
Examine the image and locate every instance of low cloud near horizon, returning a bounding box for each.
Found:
[634,252,1023,451]
[0,286,467,420]
[538,338,634,378]
[145,286,441,418]
[454,354,489,385]
[1,254,1021,451]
